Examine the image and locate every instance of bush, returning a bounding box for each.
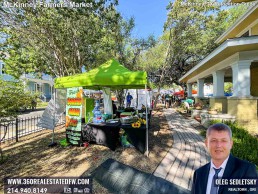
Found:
[37,101,48,108]
[209,120,258,168]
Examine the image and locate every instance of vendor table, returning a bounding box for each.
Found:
[82,122,121,151]
[81,110,152,153]
[120,112,133,117]
[116,110,125,118]
[120,124,146,154]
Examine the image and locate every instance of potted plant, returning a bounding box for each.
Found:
[194,102,203,110]
[208,108,218,115]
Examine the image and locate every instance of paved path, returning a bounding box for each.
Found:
[154,108,210,191]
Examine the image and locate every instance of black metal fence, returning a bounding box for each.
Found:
[0,116,64,143]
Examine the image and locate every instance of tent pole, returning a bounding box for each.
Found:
[145,84,149,157]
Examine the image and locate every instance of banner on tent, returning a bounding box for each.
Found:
[65,87,83,132]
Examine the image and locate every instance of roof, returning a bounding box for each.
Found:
[54,59,148,89]
[215,2,258,44]
[179,36,258,83]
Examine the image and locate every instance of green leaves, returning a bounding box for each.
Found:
[141,0,250,89]
[0,79,35,120]
[0,0,121,77]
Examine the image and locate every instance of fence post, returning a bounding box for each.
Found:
[16,118,19,142]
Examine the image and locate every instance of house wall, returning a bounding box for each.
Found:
[227,99,257,121]
[251,23,258,35]
[251,62,258,97]
[43,83,52,99]
[209,97,228,113]
[227,97,258,134]
[27,81,35,92]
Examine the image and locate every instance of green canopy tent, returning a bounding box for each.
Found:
[55,59,148,89]
[54,59,150,155]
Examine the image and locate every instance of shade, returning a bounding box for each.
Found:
[54,59,148,89]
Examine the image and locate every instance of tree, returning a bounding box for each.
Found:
[224,82,233,94]
[0,79,33,119]
[101,14,156,107]
[0,0,121,78]
[0,78,36,162]
[137,32,170,107]
[164,1,250,86]
[164,0,222,86]
[138,1,249,107]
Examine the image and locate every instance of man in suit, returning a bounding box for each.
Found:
[191,123,257,194]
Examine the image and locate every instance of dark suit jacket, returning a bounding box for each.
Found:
[191,154,258,194]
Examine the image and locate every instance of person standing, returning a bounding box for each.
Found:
[165,93,171,108]
[126,92,133,108]
[191,123,257,194]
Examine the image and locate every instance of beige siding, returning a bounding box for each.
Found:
[210,97,228,113]
[251,23,258,35]
[227,98,258,134]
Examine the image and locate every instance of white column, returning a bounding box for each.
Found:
[197,79,205,97]
[213,70,225,97]
[231,61,252,97]
[187,83,192,97]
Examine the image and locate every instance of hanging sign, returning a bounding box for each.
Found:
[65,87,83,132]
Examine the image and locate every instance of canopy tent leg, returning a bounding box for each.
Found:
[144,84,149,157]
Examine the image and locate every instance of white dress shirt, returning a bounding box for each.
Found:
[206,156,229,194]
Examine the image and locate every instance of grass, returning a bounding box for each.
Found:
[36,101,48,109]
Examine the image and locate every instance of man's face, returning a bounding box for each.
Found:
[205,129,233,165]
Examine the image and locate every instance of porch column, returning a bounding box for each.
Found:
[197,79,205,97]
[213,70,225,97]
[231,60,252,97]
[187,83,192,97]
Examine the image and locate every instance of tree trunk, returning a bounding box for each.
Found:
[0,146,3,163]
[153,87,161,109]
[115,89,126,109]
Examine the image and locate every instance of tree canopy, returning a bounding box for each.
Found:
[139,0,249,90]
[0,78,38,120]
[0,0,250,90]
[0,0,122,78]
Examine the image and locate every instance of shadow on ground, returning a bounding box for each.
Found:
[0,107,173,193]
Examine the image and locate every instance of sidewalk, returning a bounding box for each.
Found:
[153,108,210,191]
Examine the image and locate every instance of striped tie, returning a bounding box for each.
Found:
[210,167,222,194]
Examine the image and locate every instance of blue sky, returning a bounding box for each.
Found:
[117,0,171,39]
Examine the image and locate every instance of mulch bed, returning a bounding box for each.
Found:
[0,107,173,193]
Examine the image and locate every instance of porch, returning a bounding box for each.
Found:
[180,36,258,135]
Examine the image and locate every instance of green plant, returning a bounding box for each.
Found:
[36,101,48,109]
[200,129,206,138]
